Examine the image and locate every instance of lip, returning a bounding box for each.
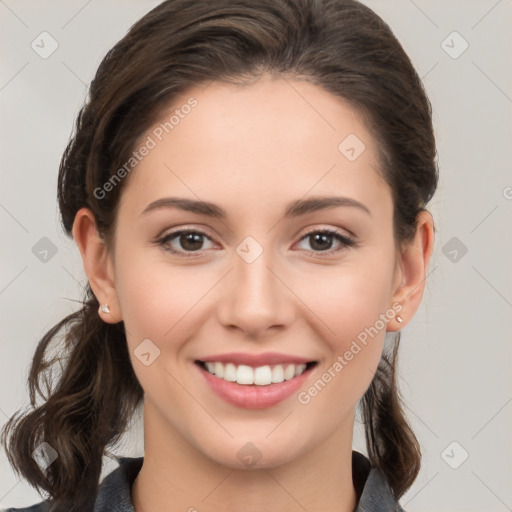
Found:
[197,351,314,367]
[195,360,317,409]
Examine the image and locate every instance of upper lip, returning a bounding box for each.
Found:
[196,352,315,367]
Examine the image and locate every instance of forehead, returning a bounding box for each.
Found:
[119,75,391,221]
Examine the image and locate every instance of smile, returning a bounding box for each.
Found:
[195,358,318,409]
[197,360,315,386]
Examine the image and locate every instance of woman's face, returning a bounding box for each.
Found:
[109,75,405,468]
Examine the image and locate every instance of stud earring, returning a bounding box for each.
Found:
[100,304,111,314]
[396,315,403,324]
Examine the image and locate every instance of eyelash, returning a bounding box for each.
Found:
[156,227,357,258]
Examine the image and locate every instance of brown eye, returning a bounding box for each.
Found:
[296,229,356,254]
[158,230,214,257]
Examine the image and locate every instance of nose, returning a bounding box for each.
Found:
[216,246,295,339]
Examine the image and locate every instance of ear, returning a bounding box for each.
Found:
[388,210,435,331]
[72,207,122,323]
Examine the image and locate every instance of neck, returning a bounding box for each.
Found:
[132,402,358,512]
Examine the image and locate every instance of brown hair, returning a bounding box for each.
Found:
[1,0,438,510]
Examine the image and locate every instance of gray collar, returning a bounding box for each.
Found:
[93,452,405,512]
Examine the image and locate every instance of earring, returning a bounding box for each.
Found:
[100,304,111,314]
[396,315,403,324]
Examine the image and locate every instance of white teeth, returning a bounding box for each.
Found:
[202,361,310,386]
[236,364,254,385]
[254,366,272,385]
[271,365,284,383]
[214,362,224,378]
[223,363,237,382]
[295,364,306,376]
[284,364,296,381]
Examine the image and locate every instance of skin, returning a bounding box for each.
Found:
[73,74,434,512]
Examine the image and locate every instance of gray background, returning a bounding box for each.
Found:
[1,1,511,510]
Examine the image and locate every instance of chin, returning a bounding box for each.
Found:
[198,434,308,471]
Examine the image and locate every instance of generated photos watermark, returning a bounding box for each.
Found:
[93,97,198,200]
[297,302,403,405]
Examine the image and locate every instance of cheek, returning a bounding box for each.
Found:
[113,251,212,400]
[303,256,395,342]
[297,252,395,388]
[114,246,214,346]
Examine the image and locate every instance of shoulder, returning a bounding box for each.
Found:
[1,456,144,512]
[352,450,407,512]
[1,503,50,512]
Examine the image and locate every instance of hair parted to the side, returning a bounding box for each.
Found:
[1,0,438,510]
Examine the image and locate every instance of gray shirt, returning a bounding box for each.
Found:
[3,451,406,512]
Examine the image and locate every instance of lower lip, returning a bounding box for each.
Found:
[196,362,316,409]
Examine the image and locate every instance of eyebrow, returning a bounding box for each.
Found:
[141,195,371,219]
